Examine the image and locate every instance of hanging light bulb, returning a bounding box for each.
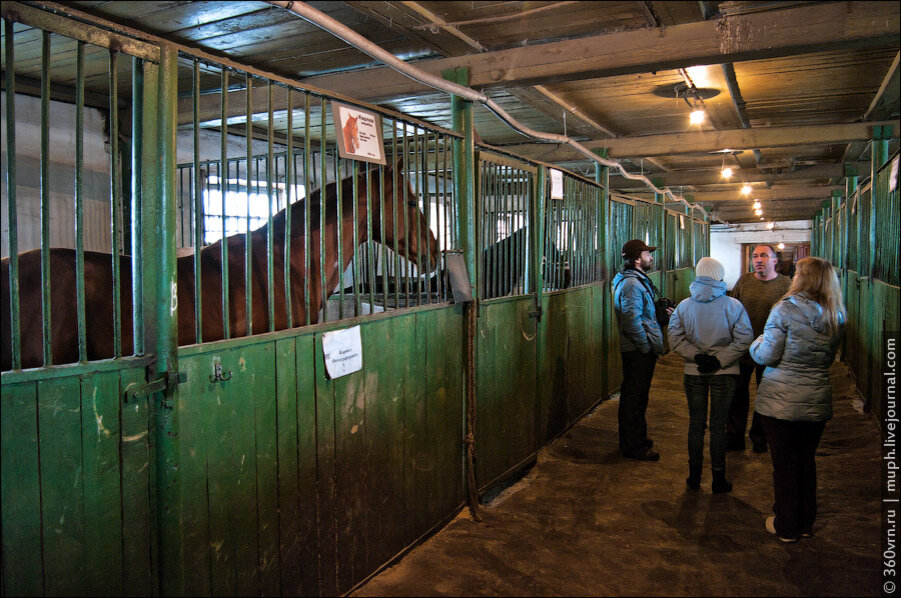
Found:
[766,222,776,229]
[754,209,763,216]
[777,242,785,250]
[741,184,753,195]
[689,109,706,125]
[752,201,761,210]
[720,151,733,178]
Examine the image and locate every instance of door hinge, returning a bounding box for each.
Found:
[125,370,187,404]
[529,305,543,321]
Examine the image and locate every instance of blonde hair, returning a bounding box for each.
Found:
[785,257,845,333]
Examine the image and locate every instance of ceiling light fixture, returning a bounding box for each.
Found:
[720,152,733,178]
[741,184,753,195]
[689,109,706,125]
[777,242,785,250]
[767,222,776,230]
[752,201,761,210]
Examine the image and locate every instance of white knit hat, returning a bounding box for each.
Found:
[695,257,725,281]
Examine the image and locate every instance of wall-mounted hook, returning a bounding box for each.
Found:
[210,362,232,383]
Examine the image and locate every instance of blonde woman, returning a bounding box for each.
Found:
[750,257,846,543]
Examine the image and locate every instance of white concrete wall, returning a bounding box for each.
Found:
[2,93,113,257]
[709,220,812,290]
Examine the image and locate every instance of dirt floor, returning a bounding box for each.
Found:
[352,353,883,597]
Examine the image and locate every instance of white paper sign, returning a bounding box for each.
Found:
[332,102,386,165]
[890,155,899,192]
[322,325,363,379]
[550,168,564,200]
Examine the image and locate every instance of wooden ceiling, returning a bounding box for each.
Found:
[8,1,901,222]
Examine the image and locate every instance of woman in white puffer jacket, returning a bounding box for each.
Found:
[750,257,845,543]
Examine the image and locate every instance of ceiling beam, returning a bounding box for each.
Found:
[610,162,870,188]
[504,121,900,161]
[682,186,841,203]
[298,2,899,101]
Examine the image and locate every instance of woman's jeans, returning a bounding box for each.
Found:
[684,374,737,471]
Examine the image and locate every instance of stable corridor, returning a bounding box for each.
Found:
[353,354,881,597]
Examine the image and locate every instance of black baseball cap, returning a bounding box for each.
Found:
[621,239,657,258]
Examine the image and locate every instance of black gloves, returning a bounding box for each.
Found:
[694,353,722,374]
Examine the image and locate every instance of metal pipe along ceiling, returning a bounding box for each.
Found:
[266,0,714,220]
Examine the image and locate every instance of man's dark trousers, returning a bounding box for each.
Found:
[727,360,767,447]
[619,350,658,455]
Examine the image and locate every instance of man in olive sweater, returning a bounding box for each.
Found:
[727,244,792,453]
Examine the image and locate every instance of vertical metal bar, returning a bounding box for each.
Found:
[366,161,376,310]
[303,93,312,325]
[109,50,122,358]
[40,30,52,366]
[402,131,411,307]
[350,160,359,317]
[337,155,346,317]
[4,19,20,369]
[414,128,423,302]
[284,88,294,328]
[154,46,182,595]
[378,161,388,310]
[422,129,432,302]
[220,69,231,338]
[131,56,144,355]
[245,74,253,335]
[75,42,87,362]
[391,121,401,310]
[319,96,328,321]
[267,82,276,330]
[192,59,202,343]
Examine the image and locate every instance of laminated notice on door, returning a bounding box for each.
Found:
[323,326,363,379]
[550,168,564,199]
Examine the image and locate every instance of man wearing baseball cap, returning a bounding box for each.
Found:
[612,239,670,460]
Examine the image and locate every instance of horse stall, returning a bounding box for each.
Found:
[1,7,711,597]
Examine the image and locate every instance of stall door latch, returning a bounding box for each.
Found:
[125,369,187,404]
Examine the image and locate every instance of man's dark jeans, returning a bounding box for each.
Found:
[619,350,658,455]
[684,374,736,471]
[727,360,767,447]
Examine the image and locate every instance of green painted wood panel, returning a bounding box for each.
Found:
[275,336,303,595]
[314,332,339,597]
[119,368,156,597]
[1,382,43,596]
[38,376,87,595]
[293,333,320,597]
[80,371,125,596]
[475,297,538,490]
[364,315,411,570]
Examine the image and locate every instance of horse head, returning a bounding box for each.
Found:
[374,159,440,272]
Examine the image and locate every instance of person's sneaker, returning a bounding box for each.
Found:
[623,447,660,461]
[641,438,654,449]
[766,516,799,543]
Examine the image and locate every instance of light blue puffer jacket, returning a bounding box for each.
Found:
[750,294,845,421]
[668,276,753,375]
[612,268,664,355]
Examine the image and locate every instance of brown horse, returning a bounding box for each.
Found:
[1,160,438,370]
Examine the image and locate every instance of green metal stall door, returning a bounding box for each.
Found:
[1,13,163,595]
[165,306,464,596]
